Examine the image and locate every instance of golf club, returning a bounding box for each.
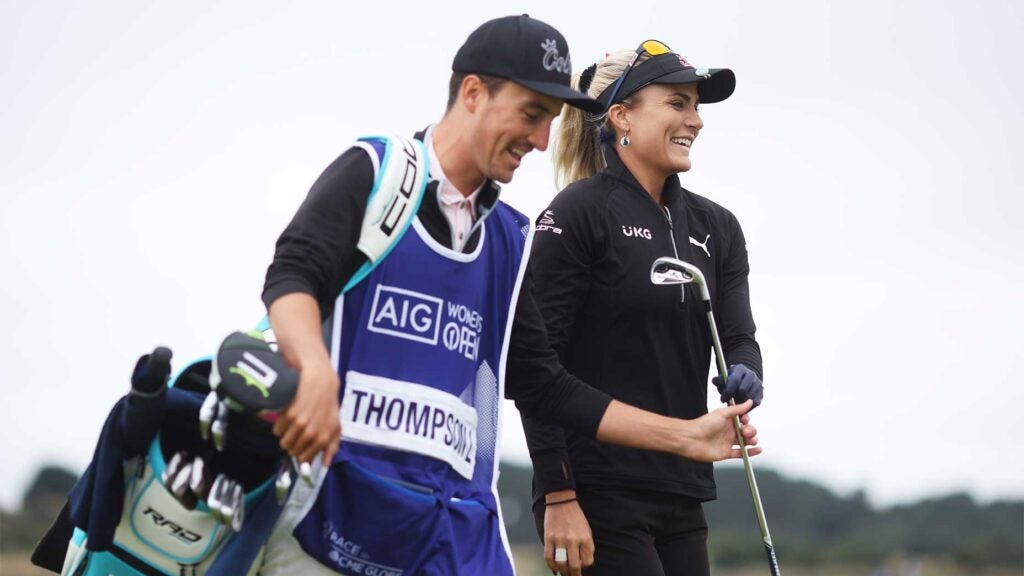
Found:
[275,460,294,504]
[650,256,781,576]
[199,391,219,441]
[208,475,228,526]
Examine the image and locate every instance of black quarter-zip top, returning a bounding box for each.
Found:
[521,145,762,502]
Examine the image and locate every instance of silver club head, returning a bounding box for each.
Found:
[169,461,193,500]
[275,460,294,504]
[189,456,209,499]
[291,457,314,486]
[207,475,226,524]
[217,486,234,528]
[199,391,219,440]
[211,400,229,451]
[171,461,198,510]
[163,451,186,486]
[649,257,711,301]
[229,481,245,531]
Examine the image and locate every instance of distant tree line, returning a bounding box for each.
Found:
[699,466,1021,566]
[497,463,1023,567]
[1,465,77,554]
[3,462,1021,569]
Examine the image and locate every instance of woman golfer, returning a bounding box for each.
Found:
[523,40,765,576]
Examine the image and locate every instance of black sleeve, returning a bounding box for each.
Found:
[514,186,607,496]
[515,276,579,497]
[262,147,374,317]
[716,211,763,381]
[506,270,612,436]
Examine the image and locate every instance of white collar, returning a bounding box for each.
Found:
[425,125,484,204]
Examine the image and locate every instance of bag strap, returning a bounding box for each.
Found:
[344,133,429,291]
[254,134,429,333]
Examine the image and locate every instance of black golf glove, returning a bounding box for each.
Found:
[712,364,763,407]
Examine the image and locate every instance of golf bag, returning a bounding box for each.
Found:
[31,133,429,575]
[34,333,291,576]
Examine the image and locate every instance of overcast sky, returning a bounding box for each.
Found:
[2,0,1022,511]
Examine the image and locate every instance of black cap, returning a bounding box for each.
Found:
[597,52,736,107]
[452,15,602,113]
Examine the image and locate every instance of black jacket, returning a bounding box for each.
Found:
[522,145,762,502]
[262,130,613,438]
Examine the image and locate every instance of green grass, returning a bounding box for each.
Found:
[509,546,1023,576]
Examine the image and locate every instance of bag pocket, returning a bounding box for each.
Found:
[293,461,442,576]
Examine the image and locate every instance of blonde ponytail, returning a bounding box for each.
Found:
[553,50,652,189]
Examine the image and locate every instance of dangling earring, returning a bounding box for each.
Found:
[619,133,631,147]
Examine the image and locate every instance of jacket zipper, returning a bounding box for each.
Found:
[663,207,685,303]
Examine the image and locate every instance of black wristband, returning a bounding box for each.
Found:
[544,497,578,507]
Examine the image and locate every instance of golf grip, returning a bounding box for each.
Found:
[765,541,781,576]
[707,306,781,576]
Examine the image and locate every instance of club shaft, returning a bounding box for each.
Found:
[705,306,779,575]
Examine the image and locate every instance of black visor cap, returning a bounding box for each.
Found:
[598,52,736,107]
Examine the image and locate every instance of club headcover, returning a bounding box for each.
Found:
[209,331,298,415]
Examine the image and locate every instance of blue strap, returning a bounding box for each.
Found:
[255,134,429,332]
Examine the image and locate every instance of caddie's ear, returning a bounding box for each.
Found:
[460,74,486,113]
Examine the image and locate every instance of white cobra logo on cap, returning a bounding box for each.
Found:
[540,39,571,74]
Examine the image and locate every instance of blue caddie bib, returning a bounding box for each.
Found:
[293,194,532,576]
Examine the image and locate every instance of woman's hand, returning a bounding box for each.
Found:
[682,400,761,462]
[543,490,594,576]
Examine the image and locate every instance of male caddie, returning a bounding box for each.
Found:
[258,15,759,576]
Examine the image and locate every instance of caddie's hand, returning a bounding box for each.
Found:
[684,400,761,462]
[273,359,341,466]
[712,364,763,407]
[543,490,594,576]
